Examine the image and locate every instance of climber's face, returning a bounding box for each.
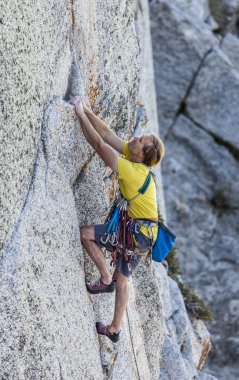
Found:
[128,135,153,162]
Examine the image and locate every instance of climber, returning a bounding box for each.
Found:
[70,98,165,343]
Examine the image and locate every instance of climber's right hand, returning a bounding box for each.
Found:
[70,97,85,119]
[82,99,92,115]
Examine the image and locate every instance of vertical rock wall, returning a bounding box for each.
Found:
[1,0,215,379]
[0,0,73,254]
[0,1,146,378]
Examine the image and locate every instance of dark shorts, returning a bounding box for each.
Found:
[94,223,152,277]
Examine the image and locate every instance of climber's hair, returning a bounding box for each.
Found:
[143,134,165,167]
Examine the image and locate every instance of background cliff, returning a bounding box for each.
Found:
[149,0,239,379]
[1,0,217,379]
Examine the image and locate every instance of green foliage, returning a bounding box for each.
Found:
[166,247,181,280]
[208,0,218,16]
[210,188,230,210]
[178,281,213,322]
[166,248,213,322]
[208,0,223,34]
[157,208,164,224]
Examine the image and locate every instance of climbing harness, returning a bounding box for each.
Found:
[102,164,176,265]
[101,167,157,267]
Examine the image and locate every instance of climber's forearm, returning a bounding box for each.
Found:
[85,110,112,143]
[78,113,102,150]
[85,110,124,154]
[78,112,118,173]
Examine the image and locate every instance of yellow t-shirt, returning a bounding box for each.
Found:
[118,142,158,241]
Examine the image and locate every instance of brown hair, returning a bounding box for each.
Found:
[142,134,165,167]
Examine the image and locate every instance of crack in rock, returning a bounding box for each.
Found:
[165,47,214,140]
[184,113,239,162]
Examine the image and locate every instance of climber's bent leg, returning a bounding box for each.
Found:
[80,225,112,285]
[108,270,129,334]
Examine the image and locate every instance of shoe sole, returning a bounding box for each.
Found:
[96,322,119,343]
[86,284,115,295]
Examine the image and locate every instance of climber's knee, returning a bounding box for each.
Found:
[80,225,95,243]
[114,270,129,290]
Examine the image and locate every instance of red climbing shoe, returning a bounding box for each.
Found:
[96,322,120,343]
[86,279,115,294]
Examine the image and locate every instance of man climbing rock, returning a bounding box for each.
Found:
[71,99,164,343]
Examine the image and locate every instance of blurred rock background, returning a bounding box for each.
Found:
[149,0,239,379]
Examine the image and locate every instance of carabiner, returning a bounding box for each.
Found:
[100,233,110,245]
[134,223,140,234]
[127,262,132,273]
[110,233,118,246]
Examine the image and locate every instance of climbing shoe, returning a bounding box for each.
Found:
[96,322,120,343]
[86,279,115,294]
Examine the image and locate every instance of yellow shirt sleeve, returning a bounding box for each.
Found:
[123,141,130,160]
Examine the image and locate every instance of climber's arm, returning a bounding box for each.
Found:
[83,102,124,154]
[74,101,118,173]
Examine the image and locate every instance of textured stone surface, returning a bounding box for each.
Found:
[221,33,239,72]
[154,264,215,380]
[0,0,140,257]
[72,1,140,134]
[132,260,164,379]
[0,0,146,377]
[149,0,218,136]
[186,48,239,152]
[170,0,210,21]
[0,99,103,379]
[197,372,218,380]
[0,0,72,255]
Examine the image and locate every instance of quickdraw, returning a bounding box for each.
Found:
[101,196,137,266]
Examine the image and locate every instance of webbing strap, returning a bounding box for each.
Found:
[138,172,151,194]
[128,168,155,203]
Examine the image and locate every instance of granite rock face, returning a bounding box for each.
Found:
[221,32,239,71]
[170,0,210,22]
[154,265,216,380]
[161,115,239,364]
[0,0,72,255]
[186,48,239,152]
[150,1,239,378]
[0,99,104,379]
[1,0,213,378]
